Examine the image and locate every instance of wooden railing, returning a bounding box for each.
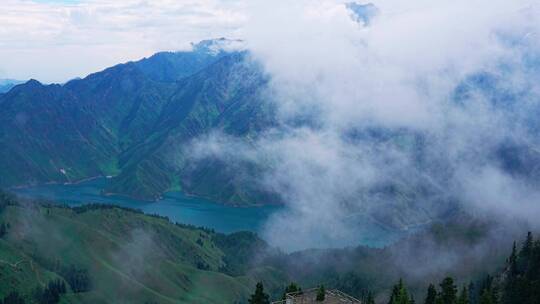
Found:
[326,289,362,303]
[271,288,362,304]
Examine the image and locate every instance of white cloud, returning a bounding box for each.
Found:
[187,0,540,251]
[0,0,247,82]
[242,0,537,131]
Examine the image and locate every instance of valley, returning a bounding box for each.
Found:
[0,41,462,246]
[1,1,540,303]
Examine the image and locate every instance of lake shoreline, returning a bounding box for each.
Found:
[12,177,283,235]
[11,175,281,208]
[12,177,404,249]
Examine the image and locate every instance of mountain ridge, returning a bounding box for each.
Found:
[0,40,243,200]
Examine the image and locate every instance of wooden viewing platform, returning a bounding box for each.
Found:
[271,288,362,304]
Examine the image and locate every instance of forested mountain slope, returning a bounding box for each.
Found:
[0,40,272,203]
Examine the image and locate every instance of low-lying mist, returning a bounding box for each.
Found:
[184,0,540,252]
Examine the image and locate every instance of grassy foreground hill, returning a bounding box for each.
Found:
[0,193,285,304]
[0,190,529,304]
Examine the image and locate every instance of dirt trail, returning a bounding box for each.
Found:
[0,258,28,268]
[0,258,45,285]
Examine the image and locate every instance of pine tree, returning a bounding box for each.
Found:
[467,282,476,304]
[366,292,375,304]
[508,242,518,275]
[389,283,399,304]
[248,282,270,304]
[457,287,469,304]
[439,277,457,304]
[520,232,533,258]
[399,286,410,304]
[468,282,478,304]
[316,285,326,302]
[425,284,437,304]
[388,279,411,304]
[503,242,520,304]
[479,289,493,304]
[0,223,6,238]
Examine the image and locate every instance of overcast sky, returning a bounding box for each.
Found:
[0,0,247,83]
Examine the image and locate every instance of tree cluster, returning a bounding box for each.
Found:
[501,232,540,304]
[422,232,540,304]
[423,277,471,304]
[60,265,91,293]
[0,222,9,238]
[0,292,25,304]
[387,279,415,304]
[34,279,67,304]
[248,282,270,304]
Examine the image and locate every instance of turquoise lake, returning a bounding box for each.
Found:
[12,178,281,234]
[12,178,408,249]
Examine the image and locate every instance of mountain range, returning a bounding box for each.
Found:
[0,39,278,206]
[1,38,539,234]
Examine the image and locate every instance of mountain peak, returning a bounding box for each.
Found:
[25,79,43,86]
[191,38,244,55]
[6,79,43,92]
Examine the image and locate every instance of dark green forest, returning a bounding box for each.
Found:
[245,232,540,304]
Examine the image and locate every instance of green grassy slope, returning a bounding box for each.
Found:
[0,196,285,304]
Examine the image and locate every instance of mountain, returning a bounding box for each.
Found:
[0,40,258,199]
[105,52,278,203]
[0,38,282,206]
[0,79,24,93]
